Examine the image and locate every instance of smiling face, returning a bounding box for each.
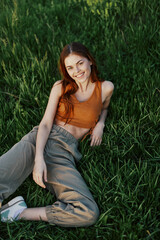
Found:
[64,54,92,85]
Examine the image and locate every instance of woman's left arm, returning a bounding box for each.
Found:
[90,81,114,146]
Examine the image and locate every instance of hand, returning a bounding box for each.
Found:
[33,156,47,188]
[90,122,105,147]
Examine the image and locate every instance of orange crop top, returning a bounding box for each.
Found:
[55,81,103,129]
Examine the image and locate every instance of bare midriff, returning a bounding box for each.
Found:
[54,119,90,140]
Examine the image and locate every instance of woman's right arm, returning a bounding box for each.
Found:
[33,81,62,188]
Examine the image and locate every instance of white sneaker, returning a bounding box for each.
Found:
[0,196,27,222]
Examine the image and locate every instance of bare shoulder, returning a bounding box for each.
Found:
[102,80,114,96]
[40,80,64,126]
[102,80,114,91]
[51,80,63,97]
[101,81,114,105]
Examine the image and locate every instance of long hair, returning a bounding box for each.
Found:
[58,42,101,123]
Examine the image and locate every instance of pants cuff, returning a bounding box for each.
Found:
[45,205,56,226]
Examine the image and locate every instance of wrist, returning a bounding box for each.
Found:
[35,153,44,162]
[97,121,105,128]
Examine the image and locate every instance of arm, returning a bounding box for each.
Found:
[90,81,114,147]
[33,81,62,188]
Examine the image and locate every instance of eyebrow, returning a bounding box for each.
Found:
[66,59,83,68]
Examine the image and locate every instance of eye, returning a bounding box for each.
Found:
[67,67,72,70]
[79,61,83,65]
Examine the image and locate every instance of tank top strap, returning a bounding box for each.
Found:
[95,80,102,104]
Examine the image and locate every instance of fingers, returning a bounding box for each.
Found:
[43,168,48,183]
[33,161,48,188]
[33,172,46,188]
[90,135,102,147]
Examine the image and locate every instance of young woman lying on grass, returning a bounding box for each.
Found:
[0,42,114,227]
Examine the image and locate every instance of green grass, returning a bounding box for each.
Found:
[0,0,160,239]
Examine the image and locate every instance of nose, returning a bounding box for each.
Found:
[75,65,80,73]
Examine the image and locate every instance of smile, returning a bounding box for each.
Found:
[75,72,85,78]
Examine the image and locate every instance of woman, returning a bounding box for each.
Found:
[0,42,114,227]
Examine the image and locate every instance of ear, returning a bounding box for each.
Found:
[90,61,92,66]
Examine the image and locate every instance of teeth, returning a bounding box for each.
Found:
[76,72,84,77]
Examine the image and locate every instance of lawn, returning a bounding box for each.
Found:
[0,0,160,239]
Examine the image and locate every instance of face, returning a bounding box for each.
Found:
[64,54,92,84]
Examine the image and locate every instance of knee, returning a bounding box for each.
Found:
[21,128,37,146]
[86,202,100,226]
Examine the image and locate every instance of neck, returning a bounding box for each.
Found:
[76,77,92,92]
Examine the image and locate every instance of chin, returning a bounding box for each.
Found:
[77,78,88,84]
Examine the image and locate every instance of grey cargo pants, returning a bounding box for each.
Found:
[0,125,99,227]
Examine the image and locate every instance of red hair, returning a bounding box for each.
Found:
[58,42,101,123]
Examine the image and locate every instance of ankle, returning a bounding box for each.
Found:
[18,208,27,220]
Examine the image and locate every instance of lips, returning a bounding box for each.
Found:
[75,72,85,78]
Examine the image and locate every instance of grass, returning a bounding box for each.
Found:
[0,0,160,239]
